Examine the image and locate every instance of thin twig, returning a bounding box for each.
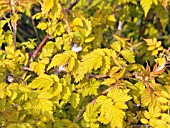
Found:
[26,34,49,67]
[31,15,41,44]
[12,22,17,49]
[73,86,114,123]
[66,0,79,13]
[31,34,49,60]
[62,7,70,34]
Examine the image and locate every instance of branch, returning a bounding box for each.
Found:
[12,22,17,49]
[62,7,70,34]
[66,0,79,13]
[26,34,49,67]
[31,34,49,60]
[73,86,114,123]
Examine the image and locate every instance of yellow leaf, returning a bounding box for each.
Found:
[162,114,170,123]
[85,36,95,42]
[30,62,46,75]
[153,0,158,5]
[140,0,152,17]
[160,105,168,111]
[140,118,149,124]
[155,41,162,48]
[157,97,168,104]
[72,18,83,27]
[101,78,116,86]
[107,15,116,22]
[144,111,150,119]
[121,49,135,63]
[151,49,158,56]
[157,46,163,51]
[37,22,47,30]
[161,91,170,99]
[47,52,70,70]
[144,38,154,45]
[41,0,54,14]
[67,57,75,71]
[111,41,121,52]
[147,45,155,51]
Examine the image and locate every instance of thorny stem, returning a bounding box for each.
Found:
[73,86,114,123]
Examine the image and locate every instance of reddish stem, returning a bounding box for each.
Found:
[31,34,49,60]
[26,34,49,67]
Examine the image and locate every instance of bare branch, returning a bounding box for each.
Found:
[26,34,49,67]
[31,34,49,60]
[66,0,79,13]
[73,86,114,123]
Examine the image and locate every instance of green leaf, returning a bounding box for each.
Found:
[121,49,135,63]
[70,93,80,108]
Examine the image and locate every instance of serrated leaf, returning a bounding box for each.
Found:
[67,57,75,71]
[153,0,158,5]
[140,0,153,17]
[85,36,95,42]
[101,78,116,86]
[75,49,104,82]
[113,35,126,48]
[161,91,170,99]
[47,51,71,70]
[161,114,170,123]
[141,89,150,107]
[38,91,53,99]
[121,49,135,63]
[84,18,92,37]
[151,49,158,56]
[107,88,132,103]
[70,93,80,108]
[30,62,46,75]
[83,103,100,127]
[28,75,54,90]
[82,79,101,97]
[147,45,155,51]
[100,56,110,75]
[72,18,83,27]
[111,41,121,52]
[41,0,54,14]
[157,97,168,103]
[155,41,162,48]
[61,86,71,100]
[107,15,116,22]
[37,22,47,30]
[141,118,149,124]
[144,111,151,119]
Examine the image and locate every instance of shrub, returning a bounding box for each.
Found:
[0,0,170,127]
